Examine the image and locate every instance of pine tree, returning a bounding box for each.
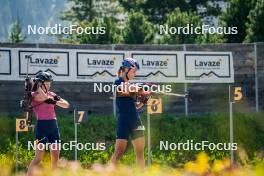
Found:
[244,0,264,42]
[9,18,26,43]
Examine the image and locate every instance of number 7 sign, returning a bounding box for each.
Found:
[74,111,87,124]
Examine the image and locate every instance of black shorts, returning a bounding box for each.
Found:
[35,119,60,144]
[116,117,144,140]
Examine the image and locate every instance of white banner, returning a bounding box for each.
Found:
[19,50,69,76]
[131,53,178,81]
[184,53,233,83]
[0,50,11,75]
[0,47,234,83]
[77,52,124,81]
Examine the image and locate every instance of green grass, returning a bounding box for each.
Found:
[0,112,263,172]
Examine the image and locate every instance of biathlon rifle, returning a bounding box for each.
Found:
[19,55,35,127]
[20,76,34,126]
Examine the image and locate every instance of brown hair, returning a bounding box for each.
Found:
[117,66,128,77]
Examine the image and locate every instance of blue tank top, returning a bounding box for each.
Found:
[114,77,138,121]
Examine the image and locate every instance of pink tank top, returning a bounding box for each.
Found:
[31,91,57,120]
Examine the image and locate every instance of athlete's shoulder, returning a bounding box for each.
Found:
[114,77,124,85]
[31,91,39,97]
[49,91,57,97]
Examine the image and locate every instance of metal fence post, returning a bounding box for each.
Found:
[183,44,188,116]
[254,43,259,112]
[229,85,234,165]
[74,109,78,160]
[147,112,151,166]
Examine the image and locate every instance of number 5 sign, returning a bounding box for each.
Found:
[147,98,162,114]
[234,87,243,101]
[16,118,28,132]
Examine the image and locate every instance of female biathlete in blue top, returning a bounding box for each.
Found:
[111,58,151,169]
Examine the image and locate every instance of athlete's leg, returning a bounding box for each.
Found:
[111,118,129,165]
[27,143,45,176]
[48,120,61,169]
[111,139,128,165]
[50,143,60,169]
[132,134,145,169]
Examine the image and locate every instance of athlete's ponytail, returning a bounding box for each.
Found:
[117,66,125,77]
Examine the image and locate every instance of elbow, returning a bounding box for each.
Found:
[66,103,70,109]
[64,102,70,109]
[57,101,70,109]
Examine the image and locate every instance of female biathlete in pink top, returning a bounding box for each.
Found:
[27,72,69,175]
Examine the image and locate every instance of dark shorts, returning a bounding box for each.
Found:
[116,117,144,140]
[35,119,60,144]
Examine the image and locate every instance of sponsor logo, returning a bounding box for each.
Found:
[194,59,221,68]
[19,51,69,76]
[87,58,115,66]
[132,54,178,78]
[142,59,168,67]
[26,54,60,65]
[185,54,231,79]
[77,52,124,77]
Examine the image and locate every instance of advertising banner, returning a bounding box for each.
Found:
[0,47,234,83]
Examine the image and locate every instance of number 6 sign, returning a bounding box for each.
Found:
[147,98,162,114]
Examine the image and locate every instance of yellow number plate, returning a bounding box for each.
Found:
[16,118,28,132]
[147,98,162,114]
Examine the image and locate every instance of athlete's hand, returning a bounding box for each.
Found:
[44,98,57,105]
[140,95,151,104]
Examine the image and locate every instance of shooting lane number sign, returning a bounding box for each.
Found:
[233,86,243,101]
[147,98,162,114]
[75,110,88,124]
[16,118,28,132]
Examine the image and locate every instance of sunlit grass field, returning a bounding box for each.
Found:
[0,112,264,175]
[1,152,264,176]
